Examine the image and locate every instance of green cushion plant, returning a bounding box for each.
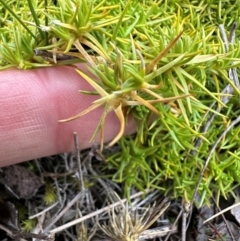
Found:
[1,0,240,206]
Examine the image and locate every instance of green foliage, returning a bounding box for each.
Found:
[44,182,57,205]
[21,218,37,232]
[1,0,240,205]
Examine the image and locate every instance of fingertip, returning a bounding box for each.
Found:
[0,65,135,167]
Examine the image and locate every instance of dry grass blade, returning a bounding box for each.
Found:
[49,191,146,234]
[204,196,240,224]
[101,199,170,241]
[146,31,184,74]
[107,103,125,147]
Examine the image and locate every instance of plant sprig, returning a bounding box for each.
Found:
[1,0,240,205]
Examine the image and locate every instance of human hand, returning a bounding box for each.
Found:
[0,65,135,167]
